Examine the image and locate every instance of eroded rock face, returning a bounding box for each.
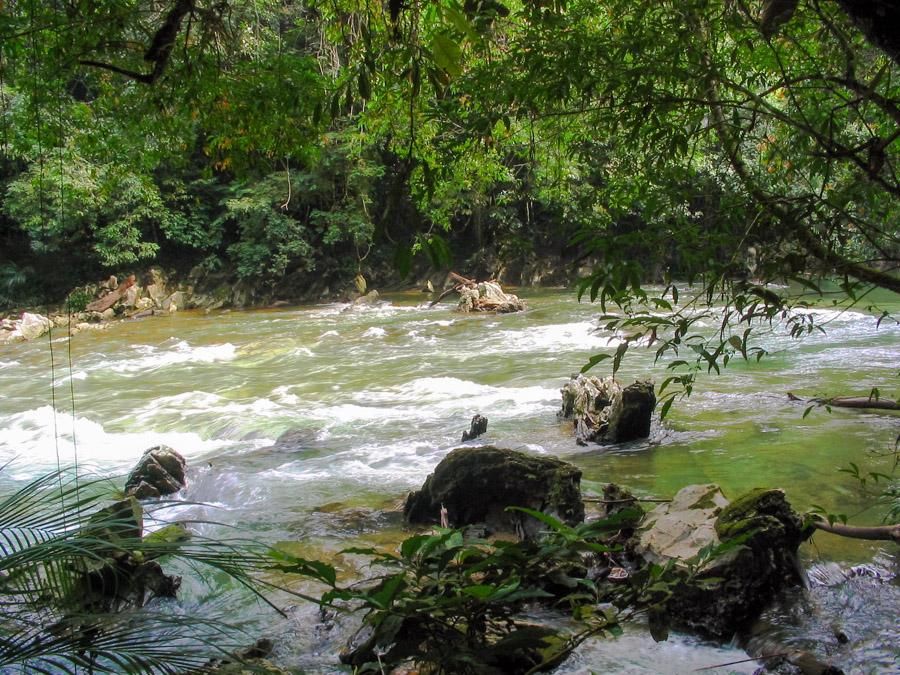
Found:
[636,484,809,639]
[124,445,187,499]
[404,446,584,538]
[559,375,656,444]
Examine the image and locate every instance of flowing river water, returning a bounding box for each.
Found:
[1,287,898,673]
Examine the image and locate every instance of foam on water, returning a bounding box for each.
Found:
[129,391,290,427]
[330,377,558,423]
[491,321,623,353]
[107,340,237,373]
[0,359,19,369]
[0,405,227,478]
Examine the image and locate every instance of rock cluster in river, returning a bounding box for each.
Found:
[457,281,526,313]
[404,446,813,645]
[559,374,656,444]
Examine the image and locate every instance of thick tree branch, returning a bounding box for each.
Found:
[833,0,900,66]
[810,515,900,543]
[699,33,900,295]
[79,0,194,85]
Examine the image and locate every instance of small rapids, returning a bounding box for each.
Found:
[0,287,898,672]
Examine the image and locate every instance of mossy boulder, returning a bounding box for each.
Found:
[404,446,584,538]
[636,485,810,639]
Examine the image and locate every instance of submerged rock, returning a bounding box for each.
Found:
[204,638,291,675]
[635,484,809,639]
[124,445,187,499]
[559,374,655,444]
[260,428,320,453]
[404,446,584,538]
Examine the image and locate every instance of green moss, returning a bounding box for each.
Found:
[143,523,191,546]
[715,488,782,540]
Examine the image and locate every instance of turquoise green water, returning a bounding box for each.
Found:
[1,287,897,672]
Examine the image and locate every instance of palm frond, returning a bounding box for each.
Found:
[0,469,279,672]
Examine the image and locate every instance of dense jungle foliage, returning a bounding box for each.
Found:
[1,0,896,309]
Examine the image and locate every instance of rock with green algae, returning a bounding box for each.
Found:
[403,446,584,538]
[635,484,810,639]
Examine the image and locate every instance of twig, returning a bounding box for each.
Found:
[584,497,671,504]
[695,653,787,671]
[428,284,462,307]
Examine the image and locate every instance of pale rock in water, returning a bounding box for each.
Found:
[6,312,53,342]
[636,484,729,565]
[635,484,810,639]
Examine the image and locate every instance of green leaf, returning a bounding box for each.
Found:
[612,341,628,375]
[581,353,611,373]
[460,584,496,598]
[432,33,463,77]
[369,574,407,609]
[445,5,479,42]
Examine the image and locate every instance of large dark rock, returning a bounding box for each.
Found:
[559,375,655,444]
[124,445,187,499]
[635,484,810,639]
[404,446,584,538]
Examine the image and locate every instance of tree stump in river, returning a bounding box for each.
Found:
[461,414,488,442]
[559,374,656,444]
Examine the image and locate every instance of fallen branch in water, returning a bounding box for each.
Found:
[85,275,136,313]
[810,515,900,544]
[695,653,788,672]
[787,392,899,411]
[428,272,523,313]
[822,396,899,410]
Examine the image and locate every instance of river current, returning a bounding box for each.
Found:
[1,287,898,673]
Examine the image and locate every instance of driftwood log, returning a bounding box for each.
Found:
[429,273,494,307]
[85,275,136,313]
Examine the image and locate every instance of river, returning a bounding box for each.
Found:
[0,287,898,673]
